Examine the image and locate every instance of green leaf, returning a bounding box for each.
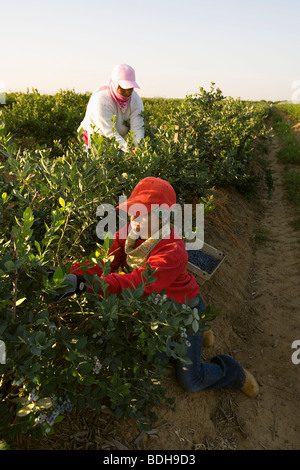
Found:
[4,260,15,271]
[193,308,200,320]
[52,267,63,282]
[103,234,113,252]
[36,397,52,409]
[184,316,193,326]
[16,297,26,306]
[0,440,10,450]
[54,415,64,424]
[23,207,33,222]
[13,258,25,270]
[17,403,35,417]
[189,296,199,308]
[34,240,42,255]
[59,197,65,208]
[79,374,95,386]
[30,346,42,356]
[192,319,199,333]
[78,361,94,374]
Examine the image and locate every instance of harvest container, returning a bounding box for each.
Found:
[186,241,226,284]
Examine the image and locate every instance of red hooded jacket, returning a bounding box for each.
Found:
[71,223,199,304]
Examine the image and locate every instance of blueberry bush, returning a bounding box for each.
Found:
[0,89,89,155]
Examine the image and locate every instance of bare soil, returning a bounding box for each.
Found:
[13,129,300,451]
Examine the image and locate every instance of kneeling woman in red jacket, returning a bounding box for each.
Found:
[63,177,259,398]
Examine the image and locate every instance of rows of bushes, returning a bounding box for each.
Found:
[271,105,300,229]
[1,85,273,199]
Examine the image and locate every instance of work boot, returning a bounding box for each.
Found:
[241,369,259,398]
[202,329,215,347]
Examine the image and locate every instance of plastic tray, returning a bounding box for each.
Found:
[186,241,226,284]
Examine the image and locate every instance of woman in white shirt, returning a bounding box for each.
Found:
[79,64,144,152]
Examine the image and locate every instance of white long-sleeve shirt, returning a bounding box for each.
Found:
[79,87,144,150]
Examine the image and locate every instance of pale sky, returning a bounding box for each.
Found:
[1,0,300,101]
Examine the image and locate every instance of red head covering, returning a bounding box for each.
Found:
[117,177,176,216]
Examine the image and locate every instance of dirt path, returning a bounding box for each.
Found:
[13,127,300,451]
[230,134,300,450]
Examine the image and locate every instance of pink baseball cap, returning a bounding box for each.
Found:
[111,64,140,89]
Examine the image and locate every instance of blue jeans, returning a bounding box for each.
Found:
[160,295,246,392]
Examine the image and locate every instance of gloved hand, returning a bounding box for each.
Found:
[53,273,86,302]
[48,268,86,302]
